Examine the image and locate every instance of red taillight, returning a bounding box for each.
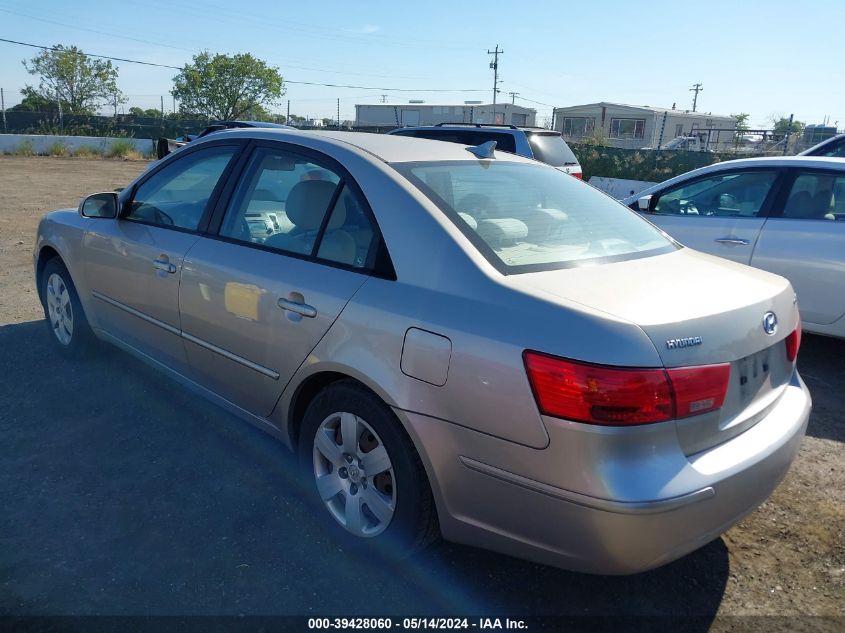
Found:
[523,351,730,426]
[667,364,730,419]
[571,171,583,179]
[785,323,801,362]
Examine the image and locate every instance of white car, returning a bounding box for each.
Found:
[624,157,845,338]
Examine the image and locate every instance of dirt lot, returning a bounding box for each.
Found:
[0,156,843,627]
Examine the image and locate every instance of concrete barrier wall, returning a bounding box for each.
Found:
[0,134,155,156]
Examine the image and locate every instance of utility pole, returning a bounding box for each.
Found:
[1,88,6,134]
[689,82,703,112]
[337,98,341,130]
[487,45,503,122]
[508,91,519,104]
[160,95,165,124]
[783,113,794,156]
[286,100,290,126]
[56,87,63,133]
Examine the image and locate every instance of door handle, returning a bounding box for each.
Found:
[278,297,317,318]
[153,257,177,274]
[714,237,750,246]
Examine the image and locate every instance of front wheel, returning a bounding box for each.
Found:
[298,380,438,555]
[40,258,97,357]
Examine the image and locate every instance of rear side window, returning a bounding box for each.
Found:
[219,147,376,269]
[782,173,845,220]
[526,133,578,166]
[396,161,675,273]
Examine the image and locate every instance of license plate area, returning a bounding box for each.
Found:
[737,348,771,401]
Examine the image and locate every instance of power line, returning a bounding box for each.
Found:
[515,95,555,107]
[0,37,489,92]
[0,7,196,54]
[0,37,181,69]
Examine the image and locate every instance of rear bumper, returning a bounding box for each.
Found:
[399,370,810,574]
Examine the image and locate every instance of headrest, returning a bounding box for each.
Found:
[286,180,344,230]
[477,218,528,246]
[457,212,478,230]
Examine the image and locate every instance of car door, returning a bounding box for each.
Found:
[751,168,845,326]
[640,168,782,264]
[178,142,384,416]
[82,142,241,369]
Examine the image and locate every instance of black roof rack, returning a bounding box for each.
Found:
[433,122,519,129]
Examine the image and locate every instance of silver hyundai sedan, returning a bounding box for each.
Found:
[33,129,811,574]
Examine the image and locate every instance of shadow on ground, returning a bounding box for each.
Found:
[796,334,845,443]
[18,319,839,622]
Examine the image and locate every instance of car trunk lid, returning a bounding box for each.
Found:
[514,248,799,453]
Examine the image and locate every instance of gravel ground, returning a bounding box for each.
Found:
[0,156,842,628]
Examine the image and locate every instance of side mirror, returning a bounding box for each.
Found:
[637,194,653,212]
[79,192,119,219]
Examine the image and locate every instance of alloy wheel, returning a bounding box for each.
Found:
[312,411,397,537]
[45,272,73,346]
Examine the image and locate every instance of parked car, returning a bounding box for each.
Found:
[35,129,809,574]
[388,123,583,178]
[156,120,293,159]
[624,156,845,339]
[800,132,845,158]
[643,135,713,152]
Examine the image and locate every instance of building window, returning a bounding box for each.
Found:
[675,124,684,137]
[609,118,645,139]
[562,117,595,138]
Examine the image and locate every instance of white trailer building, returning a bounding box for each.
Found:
[355,102,537,128]
[553,102,737,150]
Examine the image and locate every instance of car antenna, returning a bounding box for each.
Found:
[466,140,497,159]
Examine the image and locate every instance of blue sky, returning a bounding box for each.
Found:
[0,0,842,128]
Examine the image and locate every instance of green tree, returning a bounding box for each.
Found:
[9,88,69,114]
[731,113,750,148]
[171,52,284,121]
[771,116,804,136]
[129,106,164,118]
[22,45,122,115]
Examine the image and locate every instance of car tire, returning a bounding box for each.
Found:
[40,258,97,357]
[298,379,439,556]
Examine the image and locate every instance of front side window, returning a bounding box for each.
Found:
[396,161,675,273]
[782,173,845,220]
[220,147,375,268]
[609,118,645,139]
[653,171,777,217]
[126,146,237,230]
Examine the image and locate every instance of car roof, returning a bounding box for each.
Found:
[694,155,845,170]
[201,128,537,164]
[623,155,845,203]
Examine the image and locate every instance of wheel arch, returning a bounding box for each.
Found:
[35,245,64,304]
[285,369,393,449]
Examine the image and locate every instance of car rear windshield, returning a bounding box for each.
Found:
[394,129,517,154]
[526,133,578,166]
[395,161,676,273]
